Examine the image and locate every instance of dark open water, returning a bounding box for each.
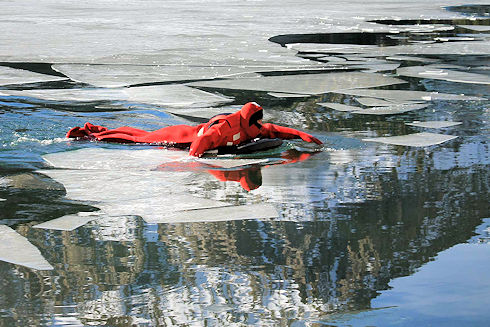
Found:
[0,6,489,327]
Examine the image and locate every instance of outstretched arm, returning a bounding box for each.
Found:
[260,123,322,144]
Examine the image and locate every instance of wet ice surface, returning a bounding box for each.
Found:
[0,1,489,326]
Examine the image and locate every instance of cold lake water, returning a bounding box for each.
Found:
[0,1,489,326]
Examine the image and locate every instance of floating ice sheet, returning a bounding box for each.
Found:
[38,147,280,224]
[146,203,278,224]
[189,72,405,95]
[397,65,490,85]
[0,66,67,86]
[363,132,457,147]
[406,121,462,129]
[2,85,233,108]
[52,64,264,88]
[33,212,102,231]
[0,225,54,270]
[43,148,190,171]
[336,89,485,102]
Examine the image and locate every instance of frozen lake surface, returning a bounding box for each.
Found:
[0,1,489,326]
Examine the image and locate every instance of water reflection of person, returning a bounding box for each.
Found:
[66,102,322,157]
[206,150,317,191]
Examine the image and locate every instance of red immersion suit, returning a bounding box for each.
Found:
[66,102,322,157]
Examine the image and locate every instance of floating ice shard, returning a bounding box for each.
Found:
[352,103,429,115]
[318,102,428,114]
[145,203,278,224]
[33,212,102,231]
[406,121,462,129]
[386,55,438,63]
[355,97,398,107]
[363,132,457,147]
[0,66,67,86]
[1,173,64,190]
[0,225,54,270]
[2,85,233,108]
[317,102,360,112]
[458,25,490,32]
[267,92,310,98]
[124,85,233,108]
[397,65,490,85]
[336,89,485,101]
[198,158,272,169]
[189,72,405,95]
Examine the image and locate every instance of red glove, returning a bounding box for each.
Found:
[66,122,108,138]
[260,123,322,145]
[188,124,224,157]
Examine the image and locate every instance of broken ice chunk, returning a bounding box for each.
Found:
[406,121,462,129]
[318,102,428,114]
[317,102,360,112]
[33,212,101,231]
[144,203,278,224]
[267,92,310,98]
[0,225,54,270]
[336,89,485,102]
[0,66,67,86]
[198,158,271,169]
[363,132,457,147]
[355,97,398,107]
[189,72,405,95]
[457,25,490,32]
[2,84,233,108]
[52,64,263,88]
[397,65,490,85]
[352,103,428,115]
[43,148,190,171]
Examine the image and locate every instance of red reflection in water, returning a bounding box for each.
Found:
[157,150,318,191]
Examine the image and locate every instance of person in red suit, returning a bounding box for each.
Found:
[66,102,322,157]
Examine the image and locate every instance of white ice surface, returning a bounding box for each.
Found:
[363,132,458,147]
[0,225,54,270]
[1,0,478,64]
[406,121,462,129]
[397,65,490,85]
[189,72,405,95]
[0,66,67,86]
[39,148,279,223]
[2,85,233,108]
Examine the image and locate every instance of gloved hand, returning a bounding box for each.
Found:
[66,122,108,138]
[260,123,322,145]
[188,127,223,157]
